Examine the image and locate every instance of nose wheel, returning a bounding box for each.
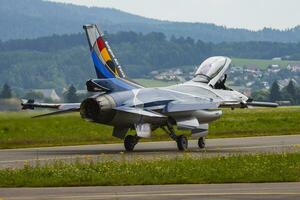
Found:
[124,135,139,151]
[198,137,206,149]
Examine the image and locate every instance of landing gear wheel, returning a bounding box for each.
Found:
[198,137,206,149]
[124,135,138,152]
[176,135,188,151]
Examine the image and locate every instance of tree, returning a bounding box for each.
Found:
[269,81,281,102]
[283,80,297,104]
[0,83,12,99]
[297,87,300,105]
[64,84,78,103]
[252,89,270,102]
[286,80,296,96]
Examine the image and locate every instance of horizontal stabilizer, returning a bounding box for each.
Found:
[21,99,81,118]
[21,99,36,110]
[21,99,80,110]
[32,108,79,118]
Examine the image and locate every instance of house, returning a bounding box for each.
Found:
[287,64,300,72]
[152,68,185,81]
[272,57,282,61]
[267,64,281,73]
[33,89,60,101]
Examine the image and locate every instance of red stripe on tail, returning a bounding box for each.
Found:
[96,38,106,51]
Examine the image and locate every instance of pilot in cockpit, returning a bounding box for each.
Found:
[193,56,232,90]
[214,74,227,90]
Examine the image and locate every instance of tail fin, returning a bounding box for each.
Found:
[83,24,126,79]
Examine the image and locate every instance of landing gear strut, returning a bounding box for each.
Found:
[124,135,139,151]
[198,137,206,149]
[162,125,188,151]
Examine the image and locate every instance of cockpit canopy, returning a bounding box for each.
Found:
[193,56,231,87]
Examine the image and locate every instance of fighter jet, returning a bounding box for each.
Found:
[21,24,278,151]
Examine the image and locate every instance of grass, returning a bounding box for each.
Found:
[209,106,300,138]
[1,153,300,187]
[0,106,299,149]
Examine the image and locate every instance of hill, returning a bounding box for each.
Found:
[1,0,300,43]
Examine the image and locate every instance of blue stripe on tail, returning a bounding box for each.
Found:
[91,51,115,79]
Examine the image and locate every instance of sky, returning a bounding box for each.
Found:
[49,0,300,30]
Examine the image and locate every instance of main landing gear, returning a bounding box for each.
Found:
[123,126,206,152]
[124,135,140,151]
[162,125,206,151]
[162,125,188,151]
[177,135,188,151]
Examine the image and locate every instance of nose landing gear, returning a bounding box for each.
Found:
[198,137,206,149]
[124,135,140,151]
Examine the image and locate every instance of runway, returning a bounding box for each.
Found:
[0,135,300,169]
[1,182,300,200]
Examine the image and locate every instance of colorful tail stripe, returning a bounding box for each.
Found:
[83,24,125,79]
[83,24,143,91]
[91,51,115,79]
[94,37,120,77]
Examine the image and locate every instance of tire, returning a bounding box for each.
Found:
[176,135,188,151]
[198,137,206,149]
[124,135,137,151]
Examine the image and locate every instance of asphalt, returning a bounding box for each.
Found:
[1,182,300,200]
[1,135,300,199]
[0,135,300,169]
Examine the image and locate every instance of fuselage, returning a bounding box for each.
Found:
[80,80,248,128]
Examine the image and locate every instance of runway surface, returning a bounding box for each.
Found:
[1,182,300,200]
[0,135,300,169]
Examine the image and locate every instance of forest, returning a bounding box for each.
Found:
[1,31,300,90]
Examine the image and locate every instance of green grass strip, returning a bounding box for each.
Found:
[1,153,300,187]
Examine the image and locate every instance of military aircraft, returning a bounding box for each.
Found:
[21,24,278,151]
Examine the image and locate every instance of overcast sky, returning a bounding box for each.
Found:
[49,0,300,30]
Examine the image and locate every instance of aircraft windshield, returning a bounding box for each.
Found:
[193,57,227,83]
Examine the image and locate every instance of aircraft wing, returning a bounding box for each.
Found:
[114,106,166,118]
[21,99,80,117]
[113,106,167,139]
